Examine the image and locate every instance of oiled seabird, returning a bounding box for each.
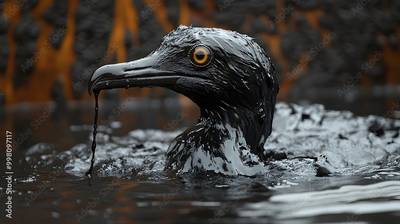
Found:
[88,25,279,176]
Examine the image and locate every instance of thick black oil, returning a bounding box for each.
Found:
[85,91,99,177]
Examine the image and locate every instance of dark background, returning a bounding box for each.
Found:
[0,0,399,117]
[0,2,399,223]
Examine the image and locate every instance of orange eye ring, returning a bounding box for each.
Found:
[190,45,212,67]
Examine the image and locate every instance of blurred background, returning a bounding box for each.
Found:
[0,0,400,120]
[1,2,400,223]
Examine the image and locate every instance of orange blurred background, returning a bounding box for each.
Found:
[0,0,399,116]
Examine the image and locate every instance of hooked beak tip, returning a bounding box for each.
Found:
[88,64,117,95]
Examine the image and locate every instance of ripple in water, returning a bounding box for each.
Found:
[22,102,400,222]
[239,181,400,219]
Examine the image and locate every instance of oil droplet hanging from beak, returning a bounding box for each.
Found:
[86,91,100,178]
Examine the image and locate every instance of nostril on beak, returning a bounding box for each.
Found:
[124,65,151,72]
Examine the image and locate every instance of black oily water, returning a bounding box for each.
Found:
[86,91,99,177]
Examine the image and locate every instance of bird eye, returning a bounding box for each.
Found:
[190,45,212,67]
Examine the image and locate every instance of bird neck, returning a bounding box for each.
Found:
[165,104,270,173]
[200,105,267,153]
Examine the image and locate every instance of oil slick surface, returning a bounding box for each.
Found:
[20,102,400,223]
[60,103,400,178]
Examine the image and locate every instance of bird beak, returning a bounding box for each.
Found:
[88,55,179,94]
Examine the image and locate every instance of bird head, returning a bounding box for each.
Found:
[89,26,278,152]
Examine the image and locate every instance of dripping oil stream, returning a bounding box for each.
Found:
[86,91,99,178]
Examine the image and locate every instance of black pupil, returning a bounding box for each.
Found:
[195,51,205,60]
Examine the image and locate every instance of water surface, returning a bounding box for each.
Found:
[1,100,400,223]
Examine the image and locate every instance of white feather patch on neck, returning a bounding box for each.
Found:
[180,124,266,176]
